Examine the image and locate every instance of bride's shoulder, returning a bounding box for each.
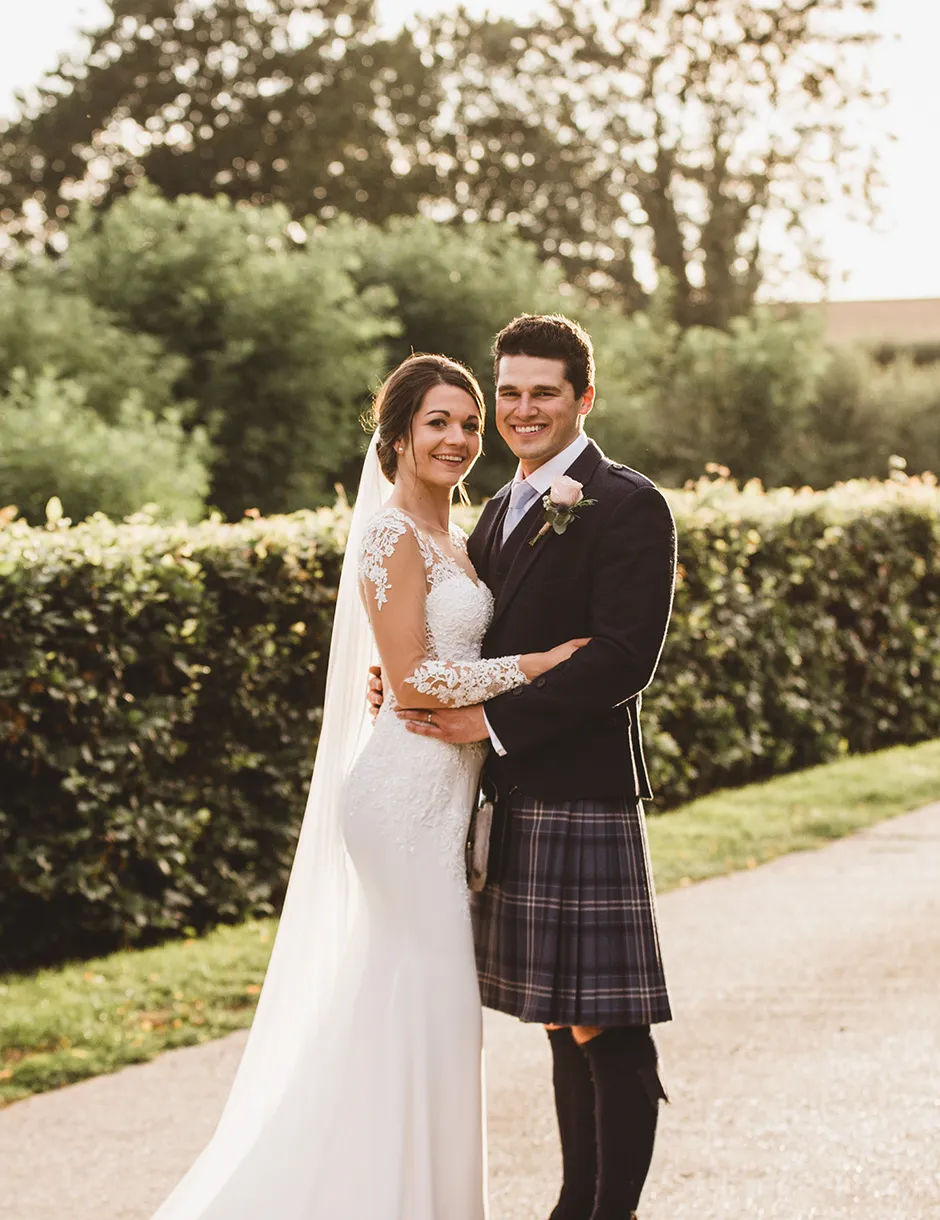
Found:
[359,507,422,570]
[360,506,413,556]
[359,509,428,608]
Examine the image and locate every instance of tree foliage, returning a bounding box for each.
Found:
[806,347,940,488]
[419,0,882,323]
[0,0,884,320]
[0,372,209,524]
[570,280,940,491]
[0,275,185,424]
[2,186,939,520]
[0,0,432,237]
[605,284,826,486]
[57,187,396,517]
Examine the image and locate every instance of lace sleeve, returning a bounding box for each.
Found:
[359,510,420,609]
[359,510,528,710]
[403,656,527,707]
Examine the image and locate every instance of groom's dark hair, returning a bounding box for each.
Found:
[493,314,595,398]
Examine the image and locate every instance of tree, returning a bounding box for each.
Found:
[339,215,585,493]
[0,276,185,423]
[807,347,940,486]
[586,278,828,487]
[416,0,884,324]
[1,0,883,324]
[0,0,434,243]
[0,372,209,523]
[58,187,396,517]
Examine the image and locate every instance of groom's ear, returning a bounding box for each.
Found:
[578,385,596,416]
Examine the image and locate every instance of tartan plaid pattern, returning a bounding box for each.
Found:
[471,792,672,1027]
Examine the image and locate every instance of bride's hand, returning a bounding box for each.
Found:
[520,637,591,681]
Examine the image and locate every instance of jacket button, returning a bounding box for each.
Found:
[535,677,547,688]
[512,686,523,696]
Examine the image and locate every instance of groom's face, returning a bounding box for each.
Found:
[495,354,594,474]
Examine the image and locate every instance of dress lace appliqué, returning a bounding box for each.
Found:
[404,657,526,706]
[359,512,411,609]
[349,507,525,888]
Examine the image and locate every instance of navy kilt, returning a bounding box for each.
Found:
[471,792,672,1027]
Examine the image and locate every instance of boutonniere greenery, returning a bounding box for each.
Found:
[530,475,597,545]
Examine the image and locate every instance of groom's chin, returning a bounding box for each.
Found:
[500,430,552,461]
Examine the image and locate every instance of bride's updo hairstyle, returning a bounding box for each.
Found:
[369,354,485,489]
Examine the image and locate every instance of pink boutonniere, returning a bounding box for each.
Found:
[530,475,597,545]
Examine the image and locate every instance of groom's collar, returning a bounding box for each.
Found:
[511,431,591,497]
[486,434,604,629]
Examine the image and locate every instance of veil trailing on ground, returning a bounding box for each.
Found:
[152,433,391,1218]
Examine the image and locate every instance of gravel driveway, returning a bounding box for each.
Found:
[1,802,938,1220]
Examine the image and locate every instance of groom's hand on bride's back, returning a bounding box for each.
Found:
[397,705,489,744]
[367,665,384,720]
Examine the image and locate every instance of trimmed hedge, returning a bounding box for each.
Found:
[2,473,939,971]
[651,472,940,804]
[0,506,347,971]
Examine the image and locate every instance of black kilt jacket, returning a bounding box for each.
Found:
[468,437,676,803]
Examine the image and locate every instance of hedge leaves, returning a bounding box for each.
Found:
[1,473,938,970]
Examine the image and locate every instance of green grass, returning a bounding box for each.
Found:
[2,739,938,1106]
[646,739,940,891]
[0,920,276,1105]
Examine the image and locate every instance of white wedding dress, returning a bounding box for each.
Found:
[151,441,527,1220]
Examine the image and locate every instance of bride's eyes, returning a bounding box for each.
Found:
[426,418,480,432]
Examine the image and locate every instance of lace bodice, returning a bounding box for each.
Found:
[358,507,527,710]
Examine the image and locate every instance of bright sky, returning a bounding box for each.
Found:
[1,0,937,302]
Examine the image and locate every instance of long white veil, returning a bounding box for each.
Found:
[152,433,391,1218]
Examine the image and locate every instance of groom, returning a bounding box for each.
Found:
[390,314,675,1220]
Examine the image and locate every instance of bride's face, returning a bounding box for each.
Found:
[398,385,483,491]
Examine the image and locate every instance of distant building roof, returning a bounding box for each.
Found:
[797,298,940,345]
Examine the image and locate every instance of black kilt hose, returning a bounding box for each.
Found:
[465,439,677,1029]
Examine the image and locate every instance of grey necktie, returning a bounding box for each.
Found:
[502,480,540,543]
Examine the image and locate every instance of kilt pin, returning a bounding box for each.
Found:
[465,437,676,1031]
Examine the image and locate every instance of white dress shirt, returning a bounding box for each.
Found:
[483,431,591,756]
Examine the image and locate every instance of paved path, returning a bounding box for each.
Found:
[2,804,939,1219]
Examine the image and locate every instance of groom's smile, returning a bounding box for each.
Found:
[495,353,595,474]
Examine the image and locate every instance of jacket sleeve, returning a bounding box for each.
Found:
[466,491,506,578]
[483,484,676,754]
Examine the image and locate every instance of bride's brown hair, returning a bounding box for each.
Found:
[367,355,485,501]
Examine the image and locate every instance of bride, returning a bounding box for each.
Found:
[150,354,586,1220]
